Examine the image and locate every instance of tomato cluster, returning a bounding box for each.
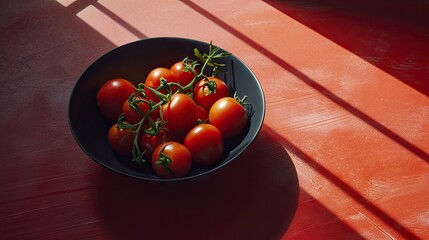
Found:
[96,45,249,179]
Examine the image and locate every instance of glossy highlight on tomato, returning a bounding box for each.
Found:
[144,67,178,102]
[162,93,198,134]
[152,142,192,178]
[184,124,224,165]
[209,97,248,138]
[108,123,136,156]
[88,40,259,180]
[122,94,152,124]
[170,61,197,89]
[194,77,229,112]
[97,78,135,120]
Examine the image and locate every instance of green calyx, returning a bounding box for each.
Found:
[116,41,231,166]
[154,145,174,176]
[202,78,218,96]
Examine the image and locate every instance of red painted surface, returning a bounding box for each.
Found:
[1,0,428,239]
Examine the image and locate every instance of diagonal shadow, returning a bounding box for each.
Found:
[0,0,420,239]
[67,0,147,39]
[264,0,429,97]
[274,130,423,240]
[179,1,425,239]
[96,126,369,239]
[59,1,377,239]
[180,0,429,164]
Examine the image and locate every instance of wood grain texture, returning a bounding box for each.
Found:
[0,0,428,239]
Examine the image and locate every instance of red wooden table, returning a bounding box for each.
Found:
[1,1,428,239]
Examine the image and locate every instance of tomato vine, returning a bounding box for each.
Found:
[120,42,232,163]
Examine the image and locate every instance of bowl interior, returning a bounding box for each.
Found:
[69,37,265,181]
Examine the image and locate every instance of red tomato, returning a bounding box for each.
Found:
[193,77,229,112]
[97,78,135,120]
[142,85,160,104]
[209,97,248,138]
[170,61,197,89]
[195,105,208,123]
[152,142,192,178]
[122,95,153,124]
[140,130,171,160]
[162,93,198,134]
[184,124,224,165]
[108,123,136,156]
[145,67,178,101]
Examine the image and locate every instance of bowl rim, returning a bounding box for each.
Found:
[68,37,266,182]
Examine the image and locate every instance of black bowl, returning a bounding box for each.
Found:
[69,37,265,181]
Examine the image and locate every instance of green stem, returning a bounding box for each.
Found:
[120,42,231,164]
[145,85,170,102]
[154,145,174,176]
[131,113,148,163]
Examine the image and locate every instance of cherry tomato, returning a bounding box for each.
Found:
[97,78,135,120]
[184,124,224,165]
[122,95,153,124]
[193,77,229,112]
[170,61,197,90]
[152,142,192,178]
[145,67,178,101]
[209,97,248,138]
[195,105,208,123]
[140,130,171,160]
[162,93,198,134]
[108,123,136,156]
